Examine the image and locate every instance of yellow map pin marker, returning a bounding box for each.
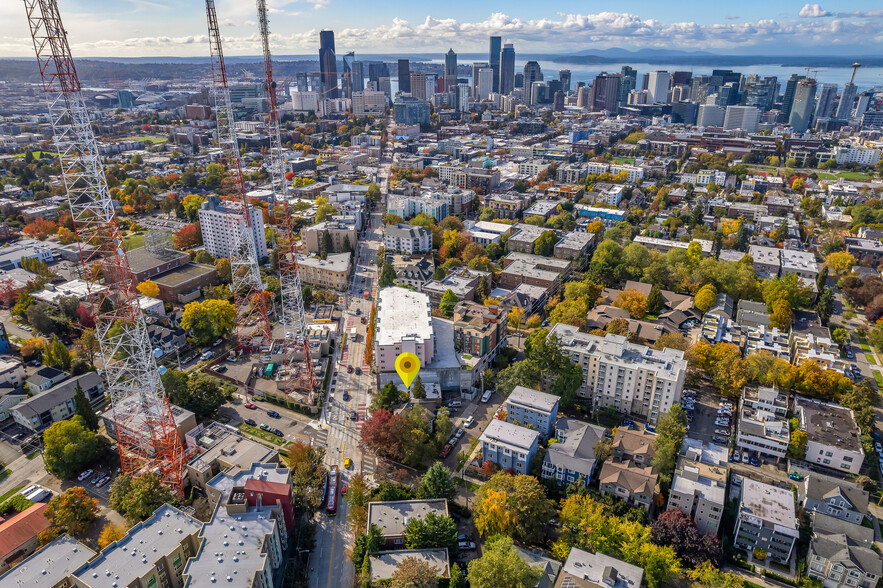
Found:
[395,352,421,389]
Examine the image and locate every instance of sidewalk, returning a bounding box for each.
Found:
[722,566,779,588]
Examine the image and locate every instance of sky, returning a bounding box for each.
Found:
[1,1,883,58]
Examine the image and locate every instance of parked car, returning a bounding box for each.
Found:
[440,444,453,458]
[341,483,348,495]
[732,450,741,462]
[96,476,111,488]
[454,428,464,440]
[215,365,227,374]
[481,389,493,403]
[267,410,280,418]
[272,428,284,437]
[244,418,257,427]
[458,541,477,550]
[78,469,93,482]
[464,416,475,428]
[715,429,729,436]
[449,400,462,408]
[742,452,750,463]
[245,403,257,409]
[749,454,759,466]
[260,423,271,431]
[712,435,727,443]
[350,410,359,421]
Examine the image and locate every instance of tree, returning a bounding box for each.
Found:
[694,284,717,313]
[319,229,332,259]
[390,556,440,588]
[173,223,202,248]
[652,333,690,352]
[73,383,100,431]
[613,289,648,319]
[168,372,231,417]
[109,472,179,524]
[27,302,58,336]
[98,522,126,549]
[379,259,396,288]
[688,561,744,588]
[44,487,99,536]
[352,524,384,568]
[549,298,589,329]
[473,472,555,544]
[769,298,793,330]
[43,416,104,479]
[374,381,407,410]
[533,230,556,257]
[287,440,328,513]
[439,289,458,317]
[476,275,491,302]
[825,251,856,276]
[359,409,409,462]
[495,360,541,396]
[412,375,427,399]
[467,536,543,588]
[136,280,160,298]
[650,509,721,568]
[788,430,808,459]
[508,307,524,332]
[405,511,458,551]
[418,463,455,500]
[771,219,789,242]
[180,299,236,345]
[449,564,466,588]
[214,258,232,283]
[651,405,688,489]
[44,336,72,370]
[78,328,100,365]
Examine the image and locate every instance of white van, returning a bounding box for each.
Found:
[23,486,51,502]
[481,390,493,403]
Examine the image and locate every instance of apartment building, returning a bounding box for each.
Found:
[11,372,105,432]
[294,253,352,291]
[484,192,527,220]
[387,194,449,222]
[556,548,644,588]
[452,301,508,364]
[551,324,687,424]
[499,252,572,295]
[505,386,560,439]
[198,195,268,260]
[366,500,450,549]
[508,224,550,254]
[733,478,799,565]
[554,231,595,262]
[794,397,864,475]
[383,223,433,254]
[422,268,488,306]
[479,419,539,475]
[375,287,434,373]
[0,534,95,588]
[667,439,728,535]
[0,358,25,388]
[302,220,358,255]
[736,386,790,459]
[790,312,847,373]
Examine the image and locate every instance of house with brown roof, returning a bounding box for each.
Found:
[611,428,657,468]
[599,461,659,512]
[0,503,51,573]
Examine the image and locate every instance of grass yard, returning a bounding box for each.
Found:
[25,450,40,460]
[874,371,883,387]
[122,136,168,144]
[238,423,290,448]
[815,172,838,180]
[123,234,146,249]
[0,485,23,504]
[613,157,635,165]
[12,151,57,158]
[838,171,876,181]
[866,354,877,365]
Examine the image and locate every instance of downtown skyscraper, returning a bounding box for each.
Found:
[444,49,458,91]
[489,36,501,93]
[500,43,516,95]
[319,30,339,99]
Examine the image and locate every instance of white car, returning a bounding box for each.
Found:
[78,469,94,482]
[732,450,741,462]
[464,416,475,428]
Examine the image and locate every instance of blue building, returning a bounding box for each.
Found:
[479,419,538,475]
[505,386,560,439]
[542,418,607,486]
[574,205,627,222]
[393,96,431,125]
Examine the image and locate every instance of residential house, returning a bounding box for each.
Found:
[611,428,657,467]
[11,372,105,432]
[542,418,607,487]
[799,472,869,526]
[807,514,879,588]
[366,500,450,549]
[0,359,25,389]
[599,460,658,512]
[369,549,450,583]
[554,548,644,588]
[0,503,51,574]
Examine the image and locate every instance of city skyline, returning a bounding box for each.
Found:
[1,2,883,58]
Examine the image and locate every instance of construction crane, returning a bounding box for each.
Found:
[256,0,318,402]
[23,0,187,495]
[204,0,273,347]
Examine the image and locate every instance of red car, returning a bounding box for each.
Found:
[347,366,353,373]
[244,403,257,409]
[440,444,452,458]
[341,483,348,495]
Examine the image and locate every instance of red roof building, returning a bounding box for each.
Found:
[0,503,50,573]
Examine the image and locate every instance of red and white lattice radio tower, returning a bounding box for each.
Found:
[204,0,273,348]
[256,0,318,402]
[23,0,187,495]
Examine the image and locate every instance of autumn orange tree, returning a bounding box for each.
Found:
[22,217,58,240]
[613,288,648,319]
[44,487,99,536]
[173,223,202,249]
[98,522,126,548]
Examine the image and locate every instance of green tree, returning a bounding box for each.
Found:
[439,289,458,317]
[27,302,58,336]
[495,360,541,395]
[533,230,557,257]
[214,258,232,283]
[352,524,384,566]
[170,372,231,417]
[787,430,808,459]
[44,487,99,536]
[73,382,100,431]
[44,335,72,370]
[287,440,328,514]
[412,375,427,399]
[320,229,332,260]
[418,463,455,500]
[404,511,458,551]
[467,536,543,588]
[651,404,688,489]
[43,416,104,479]
[476,275,491,302]
[378,259,396,288]
[180,299,236,345]
[449,564,466,588]
[688,561,744,588]
[771,219,788,242]
[109,472,179,524]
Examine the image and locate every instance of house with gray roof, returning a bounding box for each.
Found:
[513,546,562,588]
[542,418,606,487]
[11,372,104,432]
[366,499,449,549]
[369,549,450,582]
[554,547,643,588]
[799,472,869,526]
[25,366,68,393]
[506,386,560,439]
[808,513,880,588]
[480,419,539,475]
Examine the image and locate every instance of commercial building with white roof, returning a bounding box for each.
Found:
[375,287,435,372]
[667,439,728,535]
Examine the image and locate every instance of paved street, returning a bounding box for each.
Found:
[309,205,383,588]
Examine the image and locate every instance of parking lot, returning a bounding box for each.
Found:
[682,389,732,447]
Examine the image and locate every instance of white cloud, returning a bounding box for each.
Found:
[798,4,830,18]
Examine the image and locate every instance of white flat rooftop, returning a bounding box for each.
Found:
[377,287,433,347]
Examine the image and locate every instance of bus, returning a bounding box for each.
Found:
[350,326,358,343]
[326,465,339,516]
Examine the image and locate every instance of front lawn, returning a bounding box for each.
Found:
[238,423,290,448]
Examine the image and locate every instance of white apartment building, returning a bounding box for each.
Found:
[518,160,551,177]
[375,287,435,373]
[383,223,433,254]
[794,397,864,475]
[696,169,727,186]
[723,105,761,132]
[667,439,728,536]
[599,185,624,206]
[198,195,268,260]
[387,195,449,222]
[832,144,881,166]
[736,386,790,459]
[734,479,799,565]
[550,324,687,424]
[608,164,643,183]
[289,90,320,112]
[352,91,387,116]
